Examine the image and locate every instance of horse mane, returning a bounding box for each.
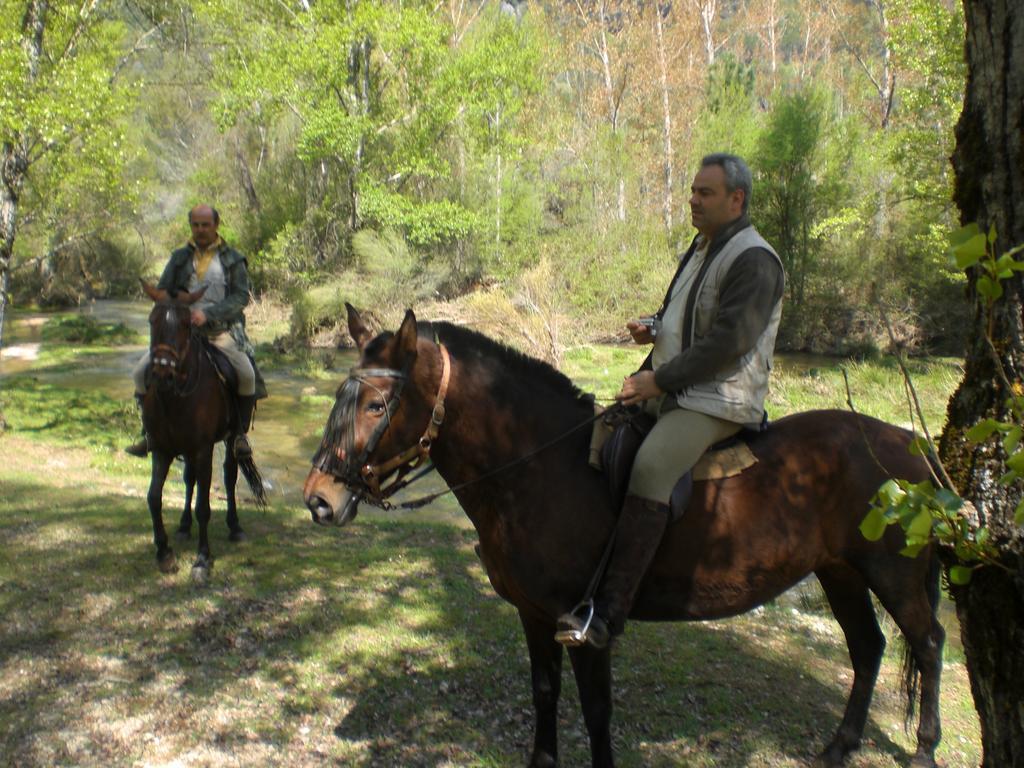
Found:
[418,321,594,411]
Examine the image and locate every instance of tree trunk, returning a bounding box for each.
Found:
[1,143,28,351]
[0,0,47,350]
[941,1,1024,764]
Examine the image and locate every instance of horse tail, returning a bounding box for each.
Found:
[900,546,941,730]
[238,455,268,510]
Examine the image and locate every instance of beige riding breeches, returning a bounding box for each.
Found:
[627,401,741,504]
[133,331,256,396]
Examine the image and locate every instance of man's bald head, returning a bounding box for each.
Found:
[188,205,219,225]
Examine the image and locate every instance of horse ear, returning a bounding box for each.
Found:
[346,302,373,351]
[140,279,168,303]
[179,286,208,305]
[396,309,418,362]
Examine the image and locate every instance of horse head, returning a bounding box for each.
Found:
[141,280,206,388]
[304,303,445,526]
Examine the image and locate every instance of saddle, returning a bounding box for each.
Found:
[591,407,762,522]
[201,338,269,400]
[144,338,268,402]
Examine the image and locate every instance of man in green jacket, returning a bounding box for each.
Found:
[126,205,258,459]
[557,153,786,649]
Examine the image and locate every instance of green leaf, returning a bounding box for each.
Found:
[900,542,927,558]
[1015,499,1024,526]
[1006,451,1024,472]
[1005,243,1024,261]
[874,479,905,507]
[949,222,979,248]
[934,488,963,512]
[977,275,1004,300]
[906,508,934,539]
[966,419,1000,443]
[949,565,973,585]
[860,507,889,541]
[988,222,998,244]
[908,436,931,456]
[953,233,987,269]
[1003,426,1023,453]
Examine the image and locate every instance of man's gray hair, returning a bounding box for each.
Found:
[701,153,752,214]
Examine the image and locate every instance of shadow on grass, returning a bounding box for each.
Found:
[0,476,937,768]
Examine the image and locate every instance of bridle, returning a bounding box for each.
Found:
[315,339,617,512]
[321,343,452,504]
[150,303,202,397]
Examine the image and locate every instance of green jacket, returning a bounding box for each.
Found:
[156,241,250,333]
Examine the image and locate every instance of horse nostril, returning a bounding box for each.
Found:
[307,495,334,524]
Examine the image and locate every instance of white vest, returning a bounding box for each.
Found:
[671,226,783,428]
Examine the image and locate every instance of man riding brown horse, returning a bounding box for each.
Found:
[557,153,786,649]
[127,204,262,459]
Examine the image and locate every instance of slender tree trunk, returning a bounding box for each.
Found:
[0,153,20,348]
[235,136,260,214]
[494,107,503,252]
[653,3,673,231]
[941,1,1024,764]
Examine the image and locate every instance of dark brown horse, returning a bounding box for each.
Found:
[141,282,266,582]
[303,306,944,768]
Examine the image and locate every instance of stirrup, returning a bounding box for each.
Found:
[555,599,608,648]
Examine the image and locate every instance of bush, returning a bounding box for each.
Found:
[40,315,138,345]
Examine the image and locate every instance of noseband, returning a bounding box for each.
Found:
[325,344,452,502]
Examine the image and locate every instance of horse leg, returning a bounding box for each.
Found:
[190,450,215,584]
[176,461,195,540]
[222,442,245,542]
[567,643,615,768]
[518,611,564,767]
[866,557,945,768]
[147,451,177,573]
[815,566,887,767]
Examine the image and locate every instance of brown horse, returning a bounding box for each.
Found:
[141,282,266,582]
[303,306,944,768]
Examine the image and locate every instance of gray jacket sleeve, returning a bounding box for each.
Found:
[653,248,784,393]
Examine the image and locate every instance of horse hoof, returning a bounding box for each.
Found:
[191,564,210,586]
[158,553,178,574]
[175,528,191,542]
[229,530,246,543]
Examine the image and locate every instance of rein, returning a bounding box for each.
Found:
[376,401,618,511]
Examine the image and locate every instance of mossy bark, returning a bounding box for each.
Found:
[941,1,1024,764]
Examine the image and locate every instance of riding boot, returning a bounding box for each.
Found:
[556,494,671,649]
[125,394,149,458]
[232,394,256,459]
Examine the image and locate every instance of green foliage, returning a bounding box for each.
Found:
[865,479,993,583]
[555,217,675,335]
[1,2,138,311]
[39,315,138,345]
[753,86,825,307]
[693,55,762,166]
[867,226,1024,582]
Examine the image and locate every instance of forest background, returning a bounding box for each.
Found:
[0,0,967,363]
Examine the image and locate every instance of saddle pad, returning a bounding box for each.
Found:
[692,442,757,480]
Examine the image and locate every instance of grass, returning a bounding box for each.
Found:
[0,308,981,767]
